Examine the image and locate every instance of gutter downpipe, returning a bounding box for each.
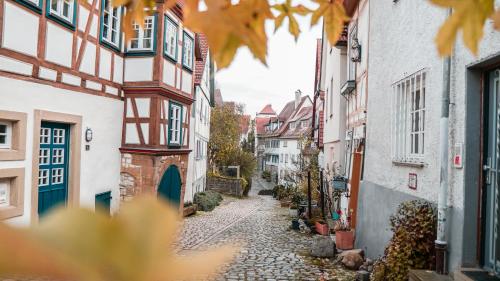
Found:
[436,7,453,275]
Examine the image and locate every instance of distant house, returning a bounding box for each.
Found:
[255,105,277,170]
[239,115,251,144]
[185,34,214,203]
[257,91,312,183]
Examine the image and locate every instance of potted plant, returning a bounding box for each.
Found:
[334,218,354,250]
[315,219,330,236]
[289,188,304,217]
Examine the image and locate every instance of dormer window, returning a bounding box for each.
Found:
[289,122,295,129]
[301,120,309,128]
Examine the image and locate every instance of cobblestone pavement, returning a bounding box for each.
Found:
[178,176,356,281]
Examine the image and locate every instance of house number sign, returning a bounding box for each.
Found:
[408,173,417,190]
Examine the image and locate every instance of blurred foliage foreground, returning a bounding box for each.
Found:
[0,196,237,281]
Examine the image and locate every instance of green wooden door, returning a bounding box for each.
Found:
[38,122,70,216]
[158,165,182,206]
[95,191,112,215]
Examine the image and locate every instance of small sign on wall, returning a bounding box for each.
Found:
[453,142,463,169]
[408,173,417,190]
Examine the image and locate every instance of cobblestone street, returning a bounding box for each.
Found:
[177,177,356,281]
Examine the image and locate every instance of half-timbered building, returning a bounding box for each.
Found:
[0,0,197,225]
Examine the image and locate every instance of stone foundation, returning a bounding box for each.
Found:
[119,152,189,211]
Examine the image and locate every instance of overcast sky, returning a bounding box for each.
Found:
[216,12,322,117]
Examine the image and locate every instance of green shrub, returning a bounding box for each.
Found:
[193,191,223,212]
[242,177,252,196]
[370,200,437,281]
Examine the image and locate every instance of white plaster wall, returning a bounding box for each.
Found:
[181,71,193,94]
[99,48,112,80]
[1,1,39,57]
[163,59,176,87]
[79,42,97,75]
[45,22,73,67]
[78,6,89,32]
[113,56,124,84]
[365,0,444,203]
[277,139,300,184]
[0,76,123,226]
[124,58,153,82]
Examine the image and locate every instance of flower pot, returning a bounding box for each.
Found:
[289,208,298,217]
[335,230,355,250]
[315,221,330,236]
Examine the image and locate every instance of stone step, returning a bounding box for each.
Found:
[453,268,499,281]
[409,270,452,281]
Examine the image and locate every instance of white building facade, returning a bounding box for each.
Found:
[341,0,500,275]
[185,35,212,203]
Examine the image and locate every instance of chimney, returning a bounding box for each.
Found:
[295,89,302,108]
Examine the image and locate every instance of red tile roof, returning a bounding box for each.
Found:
[214,88,223,107]
[240,115,251,135]
[256,117,271,135]
[281,106,313,138]
[258,104,276,115]
[194,33,209,85]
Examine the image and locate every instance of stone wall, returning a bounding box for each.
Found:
[119,152,189,212]
[207,175,243,197]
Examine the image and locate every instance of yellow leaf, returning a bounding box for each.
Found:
[310,0,349,45]
[430,0,494,56]
[492,9,500,30]
[184,0,273,69]
[0,196,238,281]
[272,0,312,40]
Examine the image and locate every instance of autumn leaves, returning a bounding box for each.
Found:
[115,0,500,69]
[0,196,238,281]
[431,0,500,56]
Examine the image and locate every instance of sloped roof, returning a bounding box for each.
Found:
[314,38,322,92]
[240,115,251,135]
[278,101,295,121]
[259,104,276,115]
[256,117,271,135]
[214,88,223,107]
[194,33,209,85]
[281,106,313,138]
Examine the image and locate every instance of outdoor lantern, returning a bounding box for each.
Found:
[332,176,347,192]
[85,128,93,142]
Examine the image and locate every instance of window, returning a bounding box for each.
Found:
[52,148,64,164]
[392,70,426,162]
[0,180,9,208]
[53,129,65,144]
[101,0,121,48]
[285,154,288,163]
[280,154,283,163]
[38,169,49,186]
[39,148,50,165]
[48,0,75,25]
[289,122,296,129]
[40,127,50,144]
[169,103,183,146]
[182,32,194,70]
[164,16,178,60]
[0,122,12,149]
[128,16,155,52]
[196,139,201,159]
[51,168,64,184]
[283,140,287,147]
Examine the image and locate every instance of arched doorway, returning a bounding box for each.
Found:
[157,165,182,207]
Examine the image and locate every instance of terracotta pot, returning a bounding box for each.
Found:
[315,221,330,236]
[335,230,355,250]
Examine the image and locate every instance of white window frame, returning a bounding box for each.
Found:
[164,16,178,60]
[0,122,12,149]
[0,179,9,208]
[169,103,182,146]
[101,0,121,48]
[182,32,194,70]
[49,0,75,24]
[392,70,426,163]
[128,16,155,52]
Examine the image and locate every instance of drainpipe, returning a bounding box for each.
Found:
[436,8,452,275]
